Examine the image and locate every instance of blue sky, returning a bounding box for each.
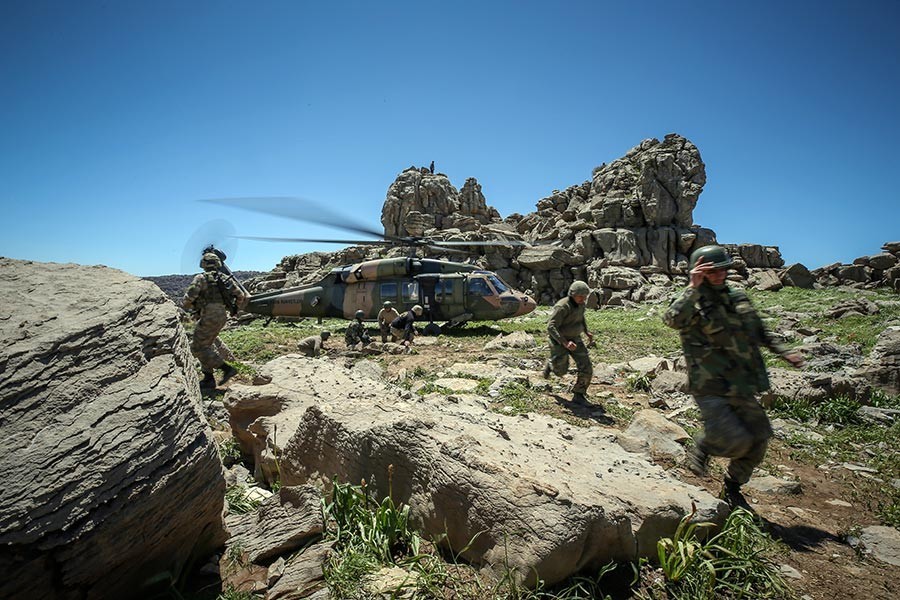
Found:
[1,0,898,276]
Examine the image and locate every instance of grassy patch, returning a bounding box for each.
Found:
[225,485,261,515]
[219,319,346,362]
[646,506,794,600]
[493,381,548,416]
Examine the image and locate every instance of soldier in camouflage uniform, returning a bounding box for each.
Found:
[183,252,249,389]
[663,245,804,510]
[544,281,594,404]
[345,310,371,349]
[377,301,400,342]
[298,331,330,357]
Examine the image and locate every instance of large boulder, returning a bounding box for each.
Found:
[855,326,900,395]
[0,259,226,599]
[225,356,726,587]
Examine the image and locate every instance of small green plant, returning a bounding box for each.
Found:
[216,584,257,600]
[225,485,261,515]
[217,437,243,465]
[497,381,543,415]
[625,372,655,393]
[652,505,795,600]
[771,395,862,426]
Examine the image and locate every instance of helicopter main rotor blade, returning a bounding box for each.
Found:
[201,196,407,243]
[428,239,528,247]
[424,244,471,256]
[233,235,389,246]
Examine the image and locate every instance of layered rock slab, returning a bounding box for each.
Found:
[0,258,226,599]
[226,356,726,586]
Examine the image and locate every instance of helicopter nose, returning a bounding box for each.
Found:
[516,295,537,316]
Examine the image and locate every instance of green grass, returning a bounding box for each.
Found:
[219,319,348,362]
[493,381,548,416]
[647,506,794,600]
[225,485,261,515]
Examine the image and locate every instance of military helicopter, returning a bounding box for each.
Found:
[203,197,537,333]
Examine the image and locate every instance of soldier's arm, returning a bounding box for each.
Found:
[182,275,206,311]
[547,303,568,343]
[662,287,700,330]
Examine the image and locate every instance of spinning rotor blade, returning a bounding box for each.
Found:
[201,196,404,242]
[181,219,237,274]
[425,244,471,256]
[233,235,388,246]
[429,239,528,247]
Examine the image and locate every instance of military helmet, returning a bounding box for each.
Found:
[568,280,591,297]
[320,331,331,340]
[689,245,734,270]
[383,301,392,308]
[355,309,365,320]
[411,304,423,316]
[200,252,222,271]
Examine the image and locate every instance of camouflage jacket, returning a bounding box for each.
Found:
[547,297,588,344]
[183,271,247,314]
[345,321,370,346]
[663,284,788,397]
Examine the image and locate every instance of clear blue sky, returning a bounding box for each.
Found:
[2,0,898,276]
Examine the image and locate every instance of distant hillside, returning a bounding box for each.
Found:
[145,271,264,303]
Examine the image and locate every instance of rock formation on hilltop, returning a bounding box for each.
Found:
[0,258,227,599]
[248,134,789,305]
[811,241,900,291]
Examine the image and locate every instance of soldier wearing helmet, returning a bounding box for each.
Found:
[377,301,400,343]
[544,280,595,404]
[664,245,804,511]
[183,251,248,389]
[298,330,331,357]
[345,309,372,349]
[390,305,422,346]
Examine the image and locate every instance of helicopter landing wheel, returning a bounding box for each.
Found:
[423,322,442,336]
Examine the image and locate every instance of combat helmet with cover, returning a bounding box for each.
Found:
[320,331,331,340]
[355,309,365,320]
[200,252,222,271]
[568,280,591,297]
[689,245,734,270]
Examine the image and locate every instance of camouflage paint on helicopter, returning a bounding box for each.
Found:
[245,256,536,325]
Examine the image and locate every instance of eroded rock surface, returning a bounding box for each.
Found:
[225,356,726,586]
[0,258,226,599]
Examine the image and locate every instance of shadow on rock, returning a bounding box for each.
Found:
[551,394,615,425]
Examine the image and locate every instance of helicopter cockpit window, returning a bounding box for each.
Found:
[380,282,398,299]
[466,277,493,297]
[487,275,509,294]
[402,281,419,302]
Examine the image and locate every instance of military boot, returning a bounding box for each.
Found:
[720,480,754,513]
[571,392,589,404]
[542,362,552,379]
[199,372,217,389]
[219,363,238,385]
[686,444,710,477]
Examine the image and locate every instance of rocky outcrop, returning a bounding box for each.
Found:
[225,356,726,586]
[250,134,792,306]
[0,259,227,599]
[811,241,900,290]
[855,326,900,395]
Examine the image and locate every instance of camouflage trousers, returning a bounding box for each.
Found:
[694,395,773,486]
[547,337,593,394]
[190,303,228,373]
[380,323,396,343]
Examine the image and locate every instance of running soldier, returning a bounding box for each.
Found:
[663,245,804,510]
[544,281,594,404]
[183,251,248,389]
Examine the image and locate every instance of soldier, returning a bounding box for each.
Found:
[663,245,804,510]
[183,251,248,389]
[297,331,331,357]
[390,304,423,345]
[544,281,594,404]
[377,301,400,342]
[345,310,371,349]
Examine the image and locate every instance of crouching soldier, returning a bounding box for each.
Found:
[298,331,331,357]
[345,310,371,349]
[663,245,804,510]
[183,251,248,389]
[390,305,423,345]
[544,281,594,404]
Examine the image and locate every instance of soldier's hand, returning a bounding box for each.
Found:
[690,257,714,288]
[783,351,805,368]
[565,341,577,351]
